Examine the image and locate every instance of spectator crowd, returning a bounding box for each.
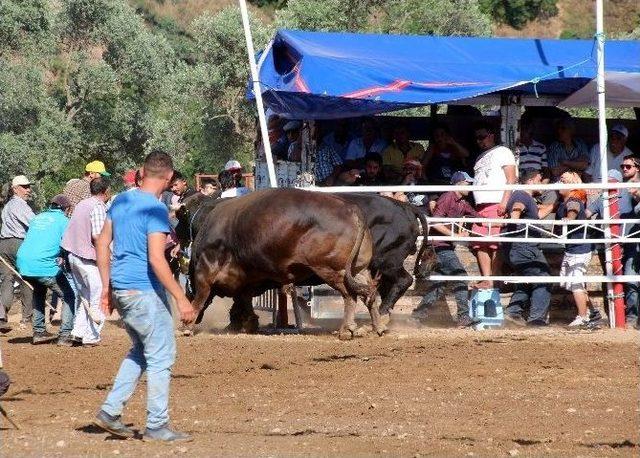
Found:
[0,113,638,349]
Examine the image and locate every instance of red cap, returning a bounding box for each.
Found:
[123,169,136,185]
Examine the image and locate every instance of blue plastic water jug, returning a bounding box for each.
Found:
[469,288,503,329]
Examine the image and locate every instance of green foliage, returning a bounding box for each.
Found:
[0,0,53,54]
[479,0,558,30]
[276,0,371,32]
[378,0,491,36]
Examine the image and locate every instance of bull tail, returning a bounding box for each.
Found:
[344,207,373,299]
[409,206,435,277]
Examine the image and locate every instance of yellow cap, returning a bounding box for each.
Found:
[85,160,110,176]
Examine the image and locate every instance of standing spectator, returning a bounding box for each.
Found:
[556,171,594,327]
[16,195,75,345]
[515,118,549,176]
[63,161,111,211]
[585,124,634,183]
[169,172,197,206]
[501,169,552,326]
[621,154,640,183]
[219,170,251,198]
[61,177,111,346]
[224,159,248,189]
[199,178,219,197]
[624,186,640,328]
[283,121,303,162]
[344,118,387,164]
[314,123,344,186]
[547,118,590,180]
[412,171,479,327]
[266,114,288,159]
[382,124,425,177]
[122,169,137,191]
[0,175,35,332]
[322,119,351,160]
[94,151,196,441]
[423,123,469,185]
[471,121,518,287]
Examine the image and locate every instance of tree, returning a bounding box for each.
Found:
[479,0,558,30]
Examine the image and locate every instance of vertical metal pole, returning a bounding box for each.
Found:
[238,0,278,188]
[595,0,617,328]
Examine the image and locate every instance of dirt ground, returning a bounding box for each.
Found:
[1,298,639,458]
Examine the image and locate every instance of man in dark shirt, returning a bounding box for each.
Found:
[502,168,551,326]
[413,171,479,327]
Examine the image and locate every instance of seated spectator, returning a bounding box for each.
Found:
[621,154,640,183]
[314,123,344,186]
[16,195,75,345]
[547,117,590,180]
[219,170,251,198]
[338,153,386,186]
[537,169,559,219]
[382,124,425,177]
[267,115,288,159]
[471,121,517,287]
[200,178,219,197]
[412,171,479,327]
[586,124,634,182]
[423,123,469,184]
[283,120,303,162]
[322,119,351,160]
[515,118,549,177]
[501,169,552,326]
[343,118,387,164]
[556,171,595,327]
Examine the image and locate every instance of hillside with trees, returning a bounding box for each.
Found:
[1,0,638,203]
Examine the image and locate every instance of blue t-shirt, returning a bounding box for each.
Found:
[557,198,592,254]
[108,189,170,291]
[17,209,69,277]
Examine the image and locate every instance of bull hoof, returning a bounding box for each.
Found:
[374,324,387,336]
[242,314,260,334]
[181,328,194,337]
[353,325,372,337]
[224,321,243,333]
[338,329,354,340]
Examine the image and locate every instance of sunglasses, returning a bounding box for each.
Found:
[621,164,637,170]
[19,184,31,189]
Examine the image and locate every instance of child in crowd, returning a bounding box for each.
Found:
[557,171,595,327]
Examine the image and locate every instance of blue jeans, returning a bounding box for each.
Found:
[505,245,551,322]
[624,250,640,320]
[102,289,176,429]
[419,248,469,317]
[26,272,75,335]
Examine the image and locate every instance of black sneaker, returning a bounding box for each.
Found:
[93,410,135,439]
[504,314,527,327]
[589,308,603,322]
[0,320,11,333]
[527,319,548,327]
[32,331,56,345]
[57,336,79,347]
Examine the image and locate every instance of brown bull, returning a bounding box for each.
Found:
[188,188,381,339]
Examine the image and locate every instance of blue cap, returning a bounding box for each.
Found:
[450,171,473,184]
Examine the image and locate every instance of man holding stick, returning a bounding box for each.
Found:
[93,151,196,441]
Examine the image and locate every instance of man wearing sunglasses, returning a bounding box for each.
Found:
[0,175,36,332]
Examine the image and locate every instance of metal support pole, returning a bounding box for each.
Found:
[238,0,278,188]
[595,0,618,328]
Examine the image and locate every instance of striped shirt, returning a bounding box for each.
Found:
[515,139,547,173]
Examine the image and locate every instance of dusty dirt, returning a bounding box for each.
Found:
[1,300,639,457]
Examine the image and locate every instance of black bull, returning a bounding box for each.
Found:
[176,190,432,329]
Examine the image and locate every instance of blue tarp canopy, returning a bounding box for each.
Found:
[252,29,640,119]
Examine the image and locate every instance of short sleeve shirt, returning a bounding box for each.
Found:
[344,137,387,162]
[557,198,591,254]
[108,189,171,291]
[473,145,517,205]
[16,209,69,277]
[502,190,540,247]
[431,191,479,248]
[382,142,425,174]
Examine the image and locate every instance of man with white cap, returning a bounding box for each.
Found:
[586,124,634,183]
[0,175,35,331]
[63,160,111,211]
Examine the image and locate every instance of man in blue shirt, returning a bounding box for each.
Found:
[16,195,76,345]
[94,151,196,442]
[501,169,552,326]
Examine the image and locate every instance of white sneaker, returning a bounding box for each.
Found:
[568,315,589,327]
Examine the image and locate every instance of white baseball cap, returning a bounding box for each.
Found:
[611,124,628,138]
[12,175,32,187]
[224,159,242,171]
